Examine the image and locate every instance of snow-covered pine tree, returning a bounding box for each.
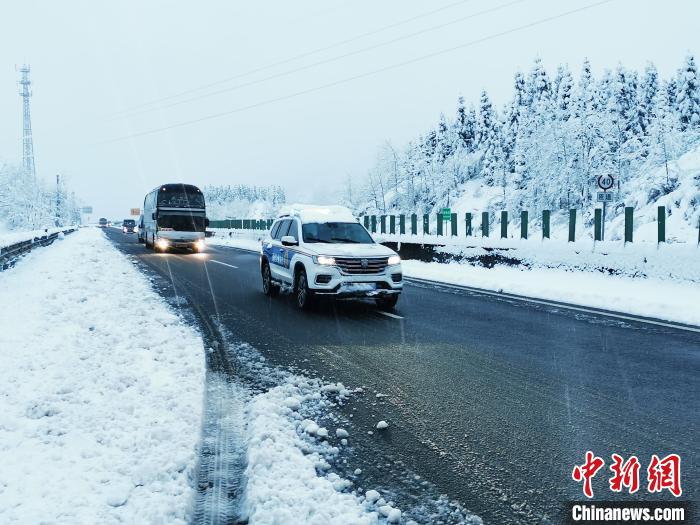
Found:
[453,96,477,153]
[676,54,700,131]
[476,90,499,186]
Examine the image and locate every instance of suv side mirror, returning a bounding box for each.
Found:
[151,212,157,220]
[281,235,298,246]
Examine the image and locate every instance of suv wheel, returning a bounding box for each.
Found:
[295,268,314,310]
[262,262,279,297]
[376,295,399,310]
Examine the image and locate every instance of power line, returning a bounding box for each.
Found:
[111,0,525,121]
[107,0,476,117]
[101,0,614,145]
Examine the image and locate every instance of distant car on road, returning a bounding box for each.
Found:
[98,218,108,228]
[260,205,403,310]
[122,219,136,233]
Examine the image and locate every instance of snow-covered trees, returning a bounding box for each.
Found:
[203,184,286,219]
[677,54,700,131]
[355,55,700,219]
[0,164,81,230]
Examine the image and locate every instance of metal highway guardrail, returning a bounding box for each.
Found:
[0,227,77,271]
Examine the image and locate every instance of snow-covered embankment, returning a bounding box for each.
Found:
[0,228,204,523]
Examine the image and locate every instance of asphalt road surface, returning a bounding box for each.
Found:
[105,229,699,524]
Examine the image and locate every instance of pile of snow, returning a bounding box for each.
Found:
[0,228,204,524]
[242,378,382,525]
[215,338,412,525]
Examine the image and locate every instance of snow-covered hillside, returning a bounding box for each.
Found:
[348,55,700,242]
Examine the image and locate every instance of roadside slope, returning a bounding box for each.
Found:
[0,228,204,524]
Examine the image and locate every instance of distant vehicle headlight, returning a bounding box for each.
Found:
[388,255,401,266]
[134,226,139,233]
[314,255,336,265]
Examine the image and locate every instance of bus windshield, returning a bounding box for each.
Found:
[158,214,206,232]
[157,187,205,209]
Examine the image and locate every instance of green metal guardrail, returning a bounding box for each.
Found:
[210,205,699,245]
[1,227,78,271]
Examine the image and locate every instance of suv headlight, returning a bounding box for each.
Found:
[388,255,401,265]
[313,255,336,265]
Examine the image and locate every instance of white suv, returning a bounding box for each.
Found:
[260,205,403,310]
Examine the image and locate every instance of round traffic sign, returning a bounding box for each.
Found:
[597,174,615,191]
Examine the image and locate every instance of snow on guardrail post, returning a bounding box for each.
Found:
[450,213,457,236]
[465,213,473,237]
[624,207,634,243]
[423,214,429,234]
[481,212,489,238]
[399,214,406,235]
[500,211,508,239]
[542,210,551,239]
[594,209,602,241]
[568,209,576,242]
[521,211,528,239]
[410,213,417,235]
[436,213,443,236]
[389,215,396,234]
[658,206,666,243]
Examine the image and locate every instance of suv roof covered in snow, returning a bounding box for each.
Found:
[278,204,356,224]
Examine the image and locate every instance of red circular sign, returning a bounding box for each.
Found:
[597,174,615,191]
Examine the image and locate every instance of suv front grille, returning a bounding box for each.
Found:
[334,257,388,275]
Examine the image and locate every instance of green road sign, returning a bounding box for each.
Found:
[442,207,451,221]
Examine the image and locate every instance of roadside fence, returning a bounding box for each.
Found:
[0,227,78,271]
[209,206,700,245]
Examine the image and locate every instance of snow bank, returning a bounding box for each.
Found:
[207,228,262,252]
[0,228,204,524]
[403,260,700,326]
[242,378,380,525]
[0,225,76,249]
[375,234,700,282]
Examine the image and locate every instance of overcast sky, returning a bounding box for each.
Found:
[0,0,697,219]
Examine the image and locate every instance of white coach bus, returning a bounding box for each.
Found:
[142,183,209,252]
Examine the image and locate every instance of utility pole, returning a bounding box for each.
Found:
[55,174,61,226]
[18,65,36,179]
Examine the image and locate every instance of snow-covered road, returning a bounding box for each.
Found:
[0,228,205,523]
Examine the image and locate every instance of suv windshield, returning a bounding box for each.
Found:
[158,214,206,232]
[302,222,373,244]
[123,220,135,226]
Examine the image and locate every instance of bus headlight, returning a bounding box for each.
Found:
[194,239,205,252]
[156,238,170,250]
[388,255,401,265]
